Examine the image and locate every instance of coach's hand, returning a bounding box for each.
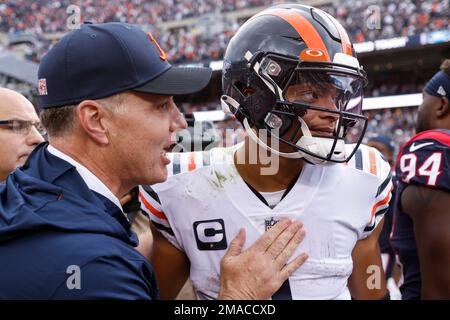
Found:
[218,218,308,300]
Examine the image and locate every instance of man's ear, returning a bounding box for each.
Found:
[436,97,450,118]
[75,100,110,145]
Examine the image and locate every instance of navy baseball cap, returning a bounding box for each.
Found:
[38,22,212,108]
[424,70,450,101]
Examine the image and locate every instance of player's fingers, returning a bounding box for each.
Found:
[265,220,303,259]
[279,252,309,280]
[224,228,246,257]
[274,227,306,269]
[251,218,291,252]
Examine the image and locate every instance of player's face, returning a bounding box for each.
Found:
[109,92,187,185]
[286,82,339,137]
[270,82,339,154]
[416,92,439,133]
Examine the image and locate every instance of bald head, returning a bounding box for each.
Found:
[0,88,38,120]
[0,88,44,181]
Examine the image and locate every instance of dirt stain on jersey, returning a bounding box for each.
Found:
[205,163,240,191]
[206,170,227,190]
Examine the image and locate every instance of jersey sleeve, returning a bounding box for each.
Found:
[138,147,236,251]
[138,150,208,252]
[395,130,450,192]
[360,146,394,239]
[139,184,183,251]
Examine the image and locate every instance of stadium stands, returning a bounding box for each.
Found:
[0,0,448,154]
[1,0,448,64]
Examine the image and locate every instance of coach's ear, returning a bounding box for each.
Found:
[436,97,450,118]
[75,100,109,145]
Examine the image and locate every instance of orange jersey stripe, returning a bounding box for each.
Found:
[139,191,167,220]
[369,148,378,176]
[188,152,196,172]
[369,191,391,225]
[252,9,331,62]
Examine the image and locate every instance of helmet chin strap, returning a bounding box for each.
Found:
[243,117,304,159]
[221,94,303,159]
[244,117,347,164]
[222,95,347,164]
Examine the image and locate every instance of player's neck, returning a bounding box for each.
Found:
[233,138,304,192]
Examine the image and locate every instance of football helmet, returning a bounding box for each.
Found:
[221,4,368,164]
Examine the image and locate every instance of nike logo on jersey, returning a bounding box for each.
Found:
[409,142,433,152]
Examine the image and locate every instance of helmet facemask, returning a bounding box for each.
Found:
[222,51,368,164]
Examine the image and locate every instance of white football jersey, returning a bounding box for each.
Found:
[140,144,392,300]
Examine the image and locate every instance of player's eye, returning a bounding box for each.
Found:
[297,90,318,102]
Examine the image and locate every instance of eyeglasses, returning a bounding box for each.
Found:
[0,119,47,136]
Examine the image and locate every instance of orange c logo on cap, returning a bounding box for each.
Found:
[147,32,167,61]
[300,48,327,62]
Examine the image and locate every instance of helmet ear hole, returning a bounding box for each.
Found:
[225,81,254,125]
[233,81,255,97]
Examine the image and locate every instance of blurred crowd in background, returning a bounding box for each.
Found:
[1,0,448,64]
[0,0,442,159]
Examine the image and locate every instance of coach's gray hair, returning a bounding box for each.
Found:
[40,93,126,137]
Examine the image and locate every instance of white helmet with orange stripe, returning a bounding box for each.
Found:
[221,4,368,164]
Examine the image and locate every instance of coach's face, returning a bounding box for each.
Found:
[415,91,449,133]
[0,89,45,181]
[109,92,187,185]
